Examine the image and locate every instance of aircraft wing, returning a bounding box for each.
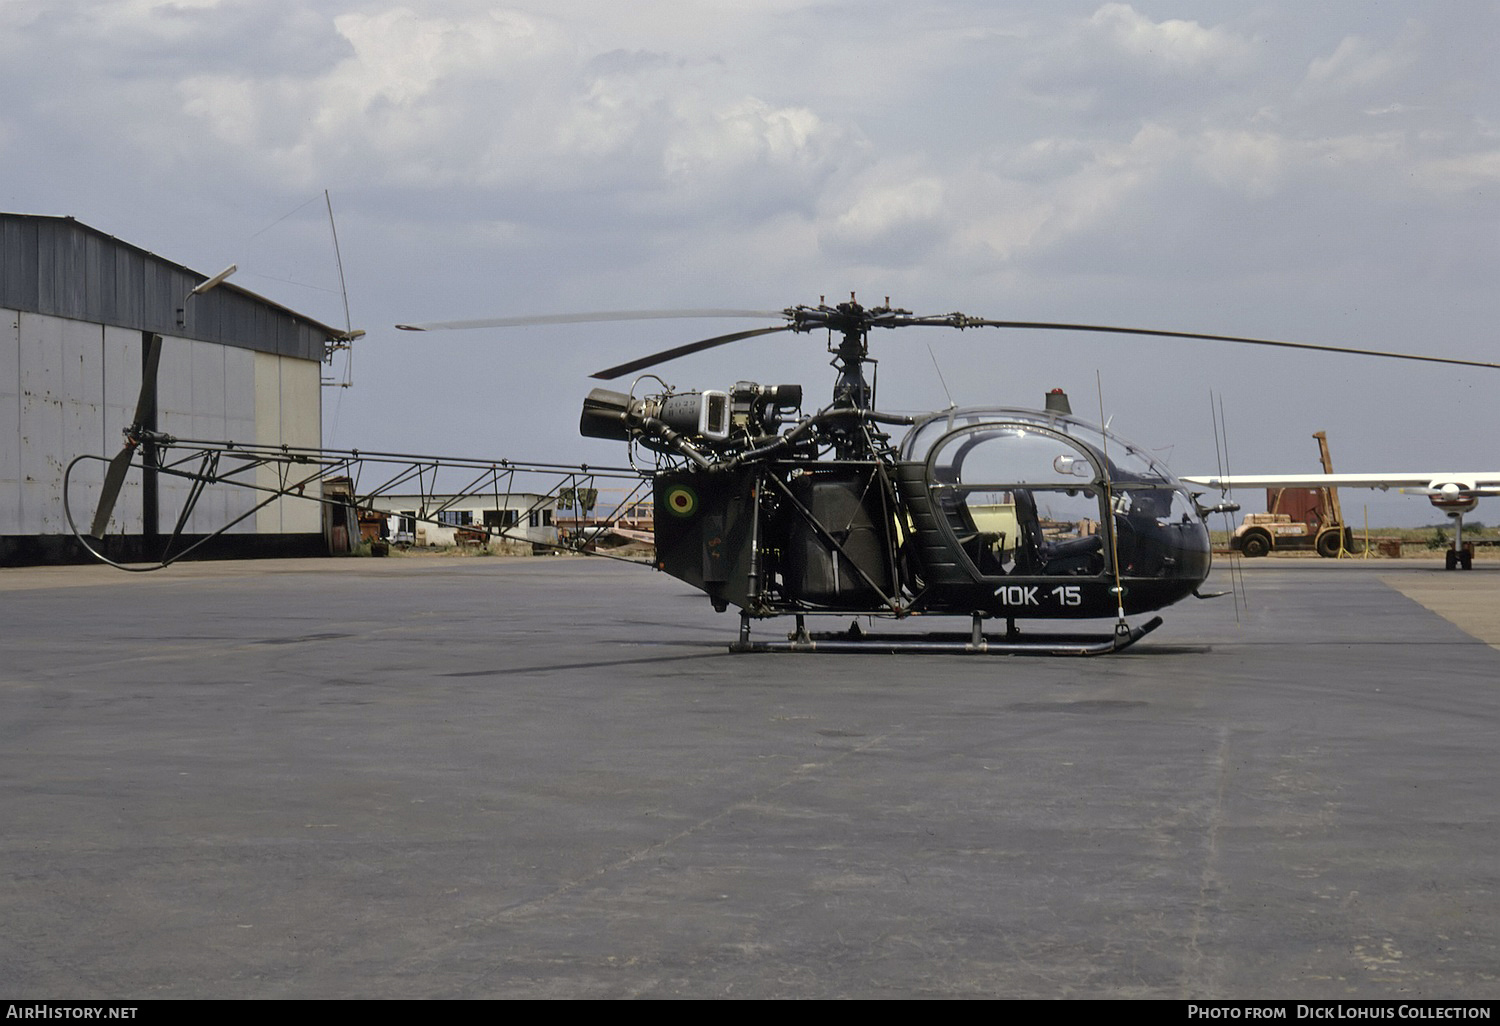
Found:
[1182,472,1500,495]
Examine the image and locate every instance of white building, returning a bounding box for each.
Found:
[365,492,559,552]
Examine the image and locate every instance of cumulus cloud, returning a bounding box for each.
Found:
[820,168,949,261]
[173,7,572,186]
[1305,30,1419,94]
[152,4,859,224]
[1192,131,1286,197]
[1086,2,1254,74]
[1016,2,1258,120]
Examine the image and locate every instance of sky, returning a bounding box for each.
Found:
[3,0,1497,524]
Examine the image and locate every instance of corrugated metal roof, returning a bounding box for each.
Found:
[0,213,341,362]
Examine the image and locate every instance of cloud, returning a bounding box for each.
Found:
[820,167,949,261]
[170,6,570,186]
[1087,2,1254,74]
[1305,30,1419,94]
[1414,149,1500,194]
[1192,131,1287,197]
[153,5,861,226]
[1017,3,1258,117]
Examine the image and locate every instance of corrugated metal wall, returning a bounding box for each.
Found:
[0,214,335,360]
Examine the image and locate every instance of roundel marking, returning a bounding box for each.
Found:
[665,484,699,518]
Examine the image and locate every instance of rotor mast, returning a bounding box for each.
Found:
[803,295,884,460]
[827,296,873,411]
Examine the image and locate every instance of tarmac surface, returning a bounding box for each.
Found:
[1,553,1497,999]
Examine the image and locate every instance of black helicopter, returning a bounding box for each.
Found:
[74,295,1496,655]
[545,297,1250,654]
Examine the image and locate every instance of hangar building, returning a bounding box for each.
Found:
[1,213,345,565]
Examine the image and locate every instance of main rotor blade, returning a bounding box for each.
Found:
[591,325,795,380]
[90,446,135,538]
[397,309,785,332]
[132,333,163,427]
[953,320,1500,372]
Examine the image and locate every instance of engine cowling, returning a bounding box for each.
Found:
[1427,480,1480,515]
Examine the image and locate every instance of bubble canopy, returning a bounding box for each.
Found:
[892,407,1211,599]
[900,407,1178,487]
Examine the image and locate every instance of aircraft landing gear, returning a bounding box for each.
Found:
[727,614,1164,654]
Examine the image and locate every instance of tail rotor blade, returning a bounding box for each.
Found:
[90,446,135,538]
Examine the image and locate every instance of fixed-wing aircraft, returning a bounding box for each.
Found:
[1182,471,1500,569]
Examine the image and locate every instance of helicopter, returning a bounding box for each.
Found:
[398,295,1500,655]
[562,297,1234,654]
[72,296,1499,655]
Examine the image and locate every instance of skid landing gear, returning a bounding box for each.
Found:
[727,612,1163,656]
